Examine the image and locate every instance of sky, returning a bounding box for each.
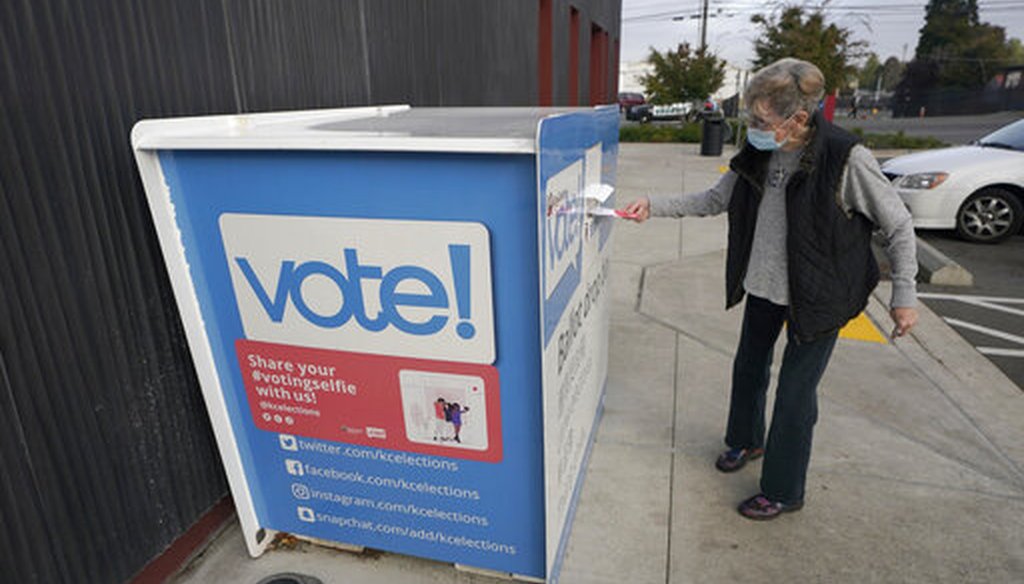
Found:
[621,0,1024,69]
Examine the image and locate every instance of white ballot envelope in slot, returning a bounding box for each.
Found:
[583,183,629,218]
[583,184,614,206]
[399,369,489,451]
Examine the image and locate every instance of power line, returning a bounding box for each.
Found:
[917,54,1024,63]
[623,0,1024,22]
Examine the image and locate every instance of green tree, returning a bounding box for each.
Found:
[857,53,882,89]
[880,57,905,91]
[750,4,866,93]
[914,0,1009,88]
[641,43,726,104]
[858,54,905,93]
[1007,38,1024,65]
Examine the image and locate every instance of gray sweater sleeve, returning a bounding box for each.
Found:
[648,171,737,217]
[842,145,918,308]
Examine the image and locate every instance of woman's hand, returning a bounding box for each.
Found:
[620,197,651,223]
[890,307,918,339]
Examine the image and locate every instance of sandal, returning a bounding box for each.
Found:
[714,446,764,473]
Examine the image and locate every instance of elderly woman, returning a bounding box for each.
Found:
[621,58,919,520]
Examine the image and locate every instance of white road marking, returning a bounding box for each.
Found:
[944,317,1024,345]
[918,293,1024,304]
[977,347,1024,358]
[919,294,1024,359]
[917,293,1024,318]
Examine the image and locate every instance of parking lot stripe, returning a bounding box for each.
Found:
[977,347,1024,358]
[919,292,1024,318]
[944,317,1024,346]
[918,293,1024,304]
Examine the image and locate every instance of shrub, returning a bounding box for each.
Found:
[620,122,943,150]
[849,127,946,149]
[620,120,742,144]
[619,123,702,143]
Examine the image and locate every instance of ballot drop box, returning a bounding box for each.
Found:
[132,106,618,582]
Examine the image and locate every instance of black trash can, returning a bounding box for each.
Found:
[700,113,725,156]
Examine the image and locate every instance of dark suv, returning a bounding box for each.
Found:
[617,92,645,113]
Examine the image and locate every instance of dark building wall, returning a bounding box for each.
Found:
[1,3,238,583]
[364,1,539,106]
[548,0,622,106]
[0,2,620,583]
[224,1,373,110]
[225,1,542,110]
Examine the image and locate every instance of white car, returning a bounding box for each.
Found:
[880,119,1024,243]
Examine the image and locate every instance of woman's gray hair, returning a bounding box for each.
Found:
[743,58,826,118]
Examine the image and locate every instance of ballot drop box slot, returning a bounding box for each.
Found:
[132,106,618,582]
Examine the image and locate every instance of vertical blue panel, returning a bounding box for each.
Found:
[536,106,618,582]
[538,106,619,346]
[159,149,546,577]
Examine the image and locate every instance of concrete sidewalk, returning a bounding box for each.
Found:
[173,144,1024,584]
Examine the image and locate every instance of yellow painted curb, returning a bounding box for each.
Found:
[839,312,888,344]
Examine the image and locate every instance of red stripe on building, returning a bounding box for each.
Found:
[539,0,553,106]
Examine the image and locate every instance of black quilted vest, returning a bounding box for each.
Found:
[726,110,879,342]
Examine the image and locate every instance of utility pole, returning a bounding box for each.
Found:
[700,0,709,53]
[673,2,734,52]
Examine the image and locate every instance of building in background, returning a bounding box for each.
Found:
[0,2,620,583]
[619,60,653,94]
[717,64,750,102]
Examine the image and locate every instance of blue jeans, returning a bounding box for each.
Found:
[725,294,838,504]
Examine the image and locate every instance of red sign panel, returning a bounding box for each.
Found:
[236,339,503,463]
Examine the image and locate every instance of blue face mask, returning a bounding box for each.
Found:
[745,111,798,151]
[747,127,788,151]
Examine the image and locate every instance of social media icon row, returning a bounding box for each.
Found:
[262,412,295,425]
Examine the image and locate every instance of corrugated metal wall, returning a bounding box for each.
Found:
[1,3,238,582]
[0,1,618,582]
[223,1,540,109]
[1,2,235,577]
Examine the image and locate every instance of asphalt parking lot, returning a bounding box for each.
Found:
[833,111,1020,145]
[917,231,1024,392]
